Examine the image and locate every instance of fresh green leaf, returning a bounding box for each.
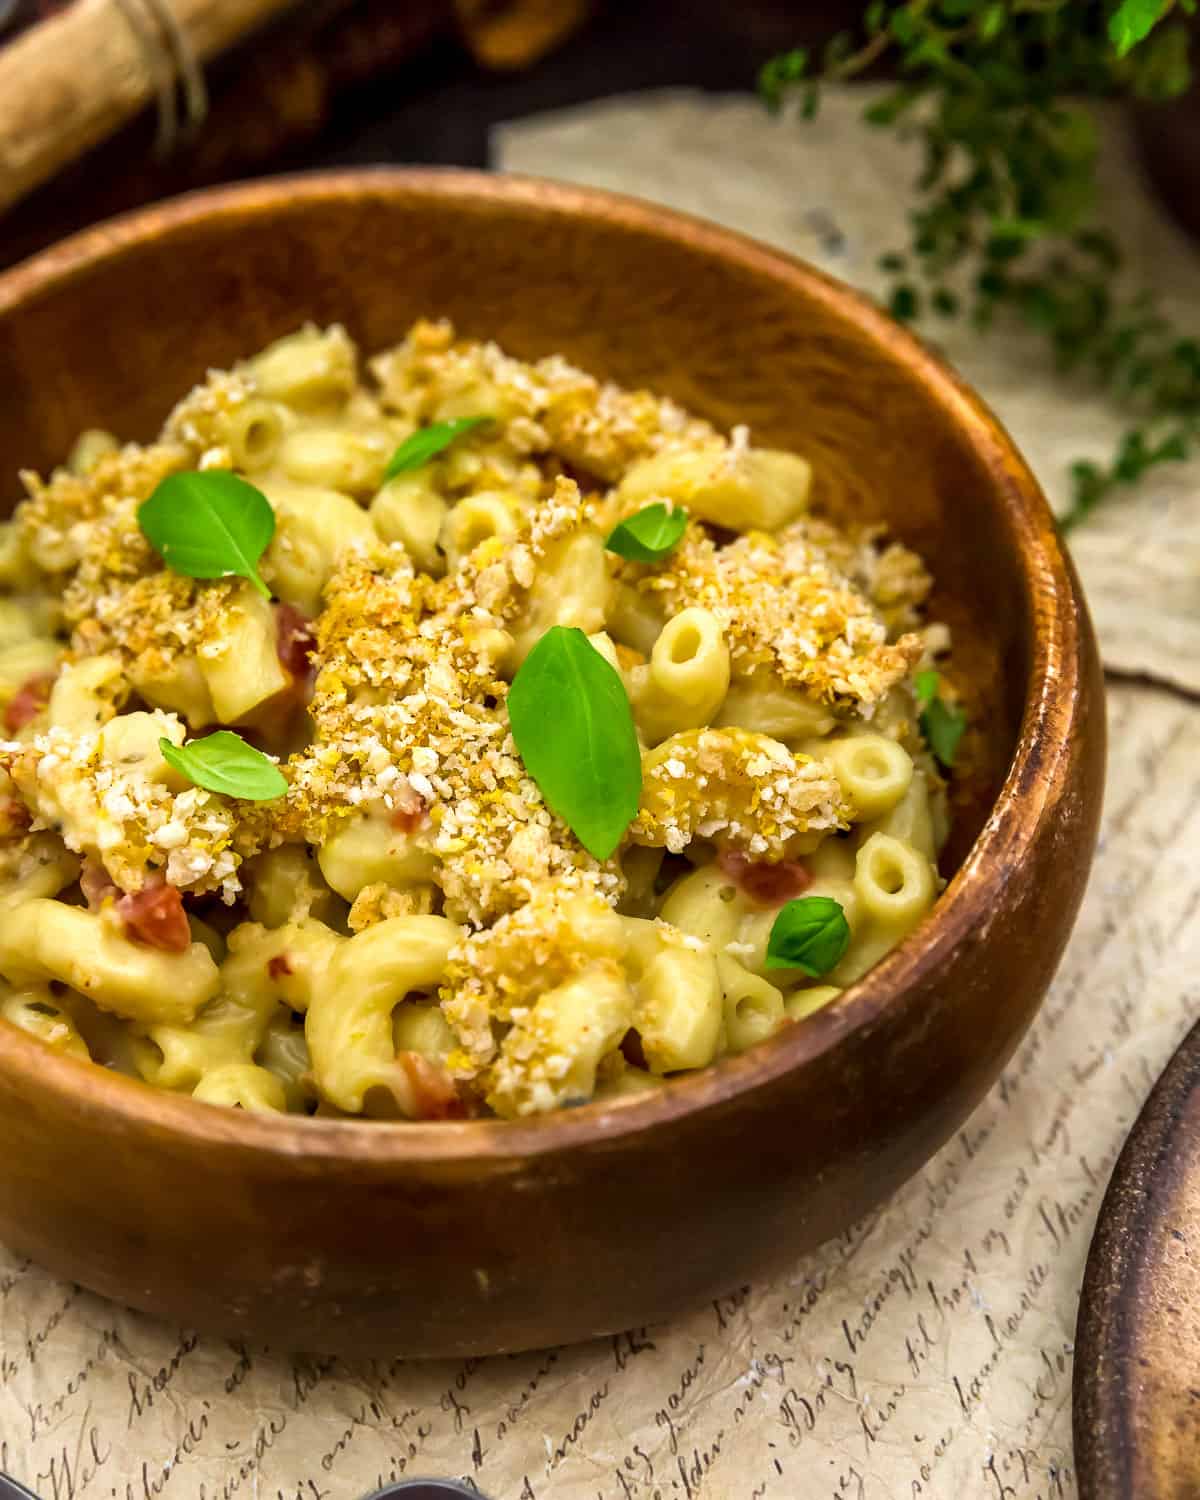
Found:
[605,503,689,564]
[138,471,275,598]
[1108,0,1167,56]
[766,896,850,977]
[914,669,940,710]
[159,732,288,802]
[383,417,489,480]
[914,671,966,769]
[506,626,642,860]
[758,48,809,110]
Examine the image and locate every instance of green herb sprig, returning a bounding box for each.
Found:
[915,669,967,771]
[766,895,851,976]
[138,471,276,597]
[506,626,642,860]
[606,503,689,563]
[384,418,489,480]
[160,732,287,801]
[761,0,1198,528]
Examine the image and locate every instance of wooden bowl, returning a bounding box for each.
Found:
[0,170,1104,1356]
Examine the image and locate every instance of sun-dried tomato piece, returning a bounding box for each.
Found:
[116,880,191,954]
[717,848,812,908]
[3,672,54,733]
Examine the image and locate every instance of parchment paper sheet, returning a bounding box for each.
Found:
[2,87,1199,1500]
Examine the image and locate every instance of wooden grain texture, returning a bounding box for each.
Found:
[0,170,1106,1356]
[1075,1019,1200,1500]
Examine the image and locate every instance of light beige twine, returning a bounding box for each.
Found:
[113,0,208,157]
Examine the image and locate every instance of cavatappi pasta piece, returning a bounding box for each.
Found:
[393,1000,457,1060]
[872,769,938,863]
[0,835,80,908]
[441,491,524,571]
[192,1063,288,1112]
[255,1012,313,1112]
[813,733,914,821]
[48,653,127,732]
[245,843,342,928]
[618,441,812,532]
[0,985,91,1060]
[260,477,377,614]
[658,864,742,949]
[487,959,634,1116]
[220,399,288,474]
[317,812,437,902]
[628,607,730,746]
[244,324,357,410]
[307,914,462,1116]
[0,900,219,1025]
[198,581,289,722]
[510,529,611,665]
[714,673,835,743]
[67,428,119,477]
[127,650,215,728]
[595,1060,661,1099]
[623,917,723,1073]
[370,472,447,574]
[717,954,786,1054]
[830,832,938,985]
[276,425,392,497]
[784,984,842,1022]
[607,583,666,657]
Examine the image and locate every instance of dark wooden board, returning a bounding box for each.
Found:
[1075,1017,1200,1498]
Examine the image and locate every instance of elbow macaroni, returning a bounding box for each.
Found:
[0,320,951,1119]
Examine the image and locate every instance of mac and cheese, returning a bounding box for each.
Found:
[0,321,953,1119]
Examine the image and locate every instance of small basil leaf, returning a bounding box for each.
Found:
[159,732,287,802]
[920,696,967,771]
[138,471,275,598]
[1108,0,1165,55]
[913,669,966,769]
[913,668,940,710]
[384,417,489,480]
[605,503,689,563]
[507,626,642,861]
[765,895,850,976]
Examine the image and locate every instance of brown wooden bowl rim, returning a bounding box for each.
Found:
[0,167,1079,1166]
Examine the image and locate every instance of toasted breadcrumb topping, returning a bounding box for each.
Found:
[0,320,945,1117]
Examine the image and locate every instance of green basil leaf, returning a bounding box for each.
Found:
[913,669,966,769]
[384,417,490,480]
[920,696,967,771]
[605,503,689,563]
[914,668,940,709]
[138,471,275,598]
[1108,0,1166,55]
[507,626,642,860]
[159,732,287,802]
[765,895,850,977]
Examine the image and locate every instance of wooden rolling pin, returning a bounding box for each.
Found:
[0,0,591,221]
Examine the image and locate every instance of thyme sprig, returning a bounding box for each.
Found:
[761,0,1197,528]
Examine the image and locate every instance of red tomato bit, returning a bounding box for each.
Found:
[3,673,55,733]
[116,880,191,954]
[717,848,812,907]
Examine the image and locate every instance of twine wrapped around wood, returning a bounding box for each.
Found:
[0,0,591,223]
[0,0,299,217]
